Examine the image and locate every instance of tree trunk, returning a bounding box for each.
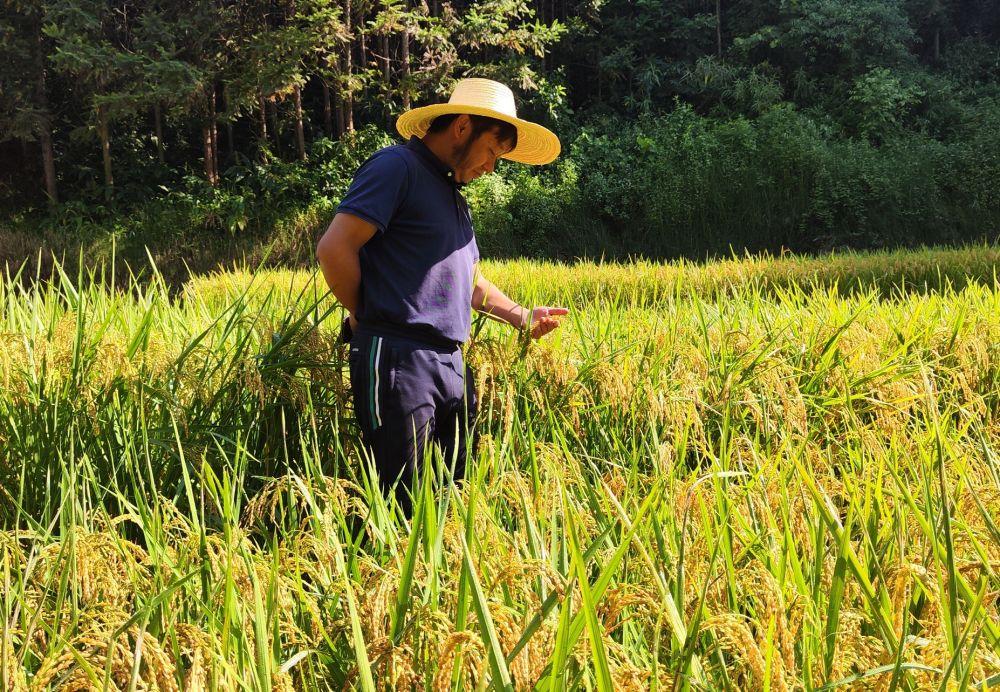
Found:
[382,34,391,85]
[153,102,165,165]
[333,55,346,136]
[597,48,603,103]
[39,129,57,207]
[344,85,354,133]
[343,0,355,132]
[270,100,281,156]
[322,79,333,136]
[931,0,942,63]
[357,3,367,75]
[401,26,411,110]
[382,33,391,127]
[223,85,234,164]
[209,84,219,177]
[34,27,57,206]
[97,104,113,188]
[544,0,549,61]
[335,84,345,136]
[541,0,548,74]
[356,12,367,128]
[293,85,306,161]
[716,0,722,57]
[202,124,215,185]
[258,90,268,160]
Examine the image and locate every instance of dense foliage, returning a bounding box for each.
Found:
[2,0,1000,260]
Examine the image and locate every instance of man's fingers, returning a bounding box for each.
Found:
[531,307,568,322]
[531,306,568,322]
[525,305,569,339]
[530,315,565,339]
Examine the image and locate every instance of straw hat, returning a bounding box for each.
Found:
[396,78,561,165]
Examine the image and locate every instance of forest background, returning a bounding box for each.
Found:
[2,0,1000,282]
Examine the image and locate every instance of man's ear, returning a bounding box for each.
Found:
[453,113,472,139]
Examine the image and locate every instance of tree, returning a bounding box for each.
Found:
[227,0,327,162]
[152,0,232,184]
[132,2,204,167]
[557,0,719,113]
[735,0,916,82]
[302,0,349,137]
[0,0,59,206]
[45,0,145,189]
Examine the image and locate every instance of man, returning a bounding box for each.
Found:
[316,78,568,514]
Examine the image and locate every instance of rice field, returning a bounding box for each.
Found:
[2,246,1000,690]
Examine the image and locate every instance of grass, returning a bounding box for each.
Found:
[1,246,999,689]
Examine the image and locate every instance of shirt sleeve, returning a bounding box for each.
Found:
[336,150,410,234]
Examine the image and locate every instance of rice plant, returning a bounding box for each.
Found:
[1,247,999,690]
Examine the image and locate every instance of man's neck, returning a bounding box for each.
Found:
[420,135,455,171]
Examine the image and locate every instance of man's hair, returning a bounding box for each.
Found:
[426,113,518,151]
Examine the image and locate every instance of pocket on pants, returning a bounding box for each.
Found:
[464,363,478,418]
[388,347,400,395]
[347,342,367,431]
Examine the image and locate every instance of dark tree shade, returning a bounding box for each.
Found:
[0,0,998,208]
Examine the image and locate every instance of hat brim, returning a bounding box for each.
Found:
[396,104,560,165]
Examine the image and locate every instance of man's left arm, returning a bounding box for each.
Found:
[472,269,568,339]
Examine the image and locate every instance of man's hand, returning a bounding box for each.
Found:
[525,306,569,339]
[338,314,359,344]
[472,270,568,339]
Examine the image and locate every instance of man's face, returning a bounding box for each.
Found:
[449,118,513,184]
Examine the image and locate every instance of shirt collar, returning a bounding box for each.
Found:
[406,136,460,187]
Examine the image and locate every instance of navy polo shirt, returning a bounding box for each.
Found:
[337,136,480,347]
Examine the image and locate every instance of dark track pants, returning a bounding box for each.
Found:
[348,330,478,514]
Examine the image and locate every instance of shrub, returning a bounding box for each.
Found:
[5,112,1000,277]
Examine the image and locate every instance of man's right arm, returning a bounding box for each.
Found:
[316,212,378,327]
